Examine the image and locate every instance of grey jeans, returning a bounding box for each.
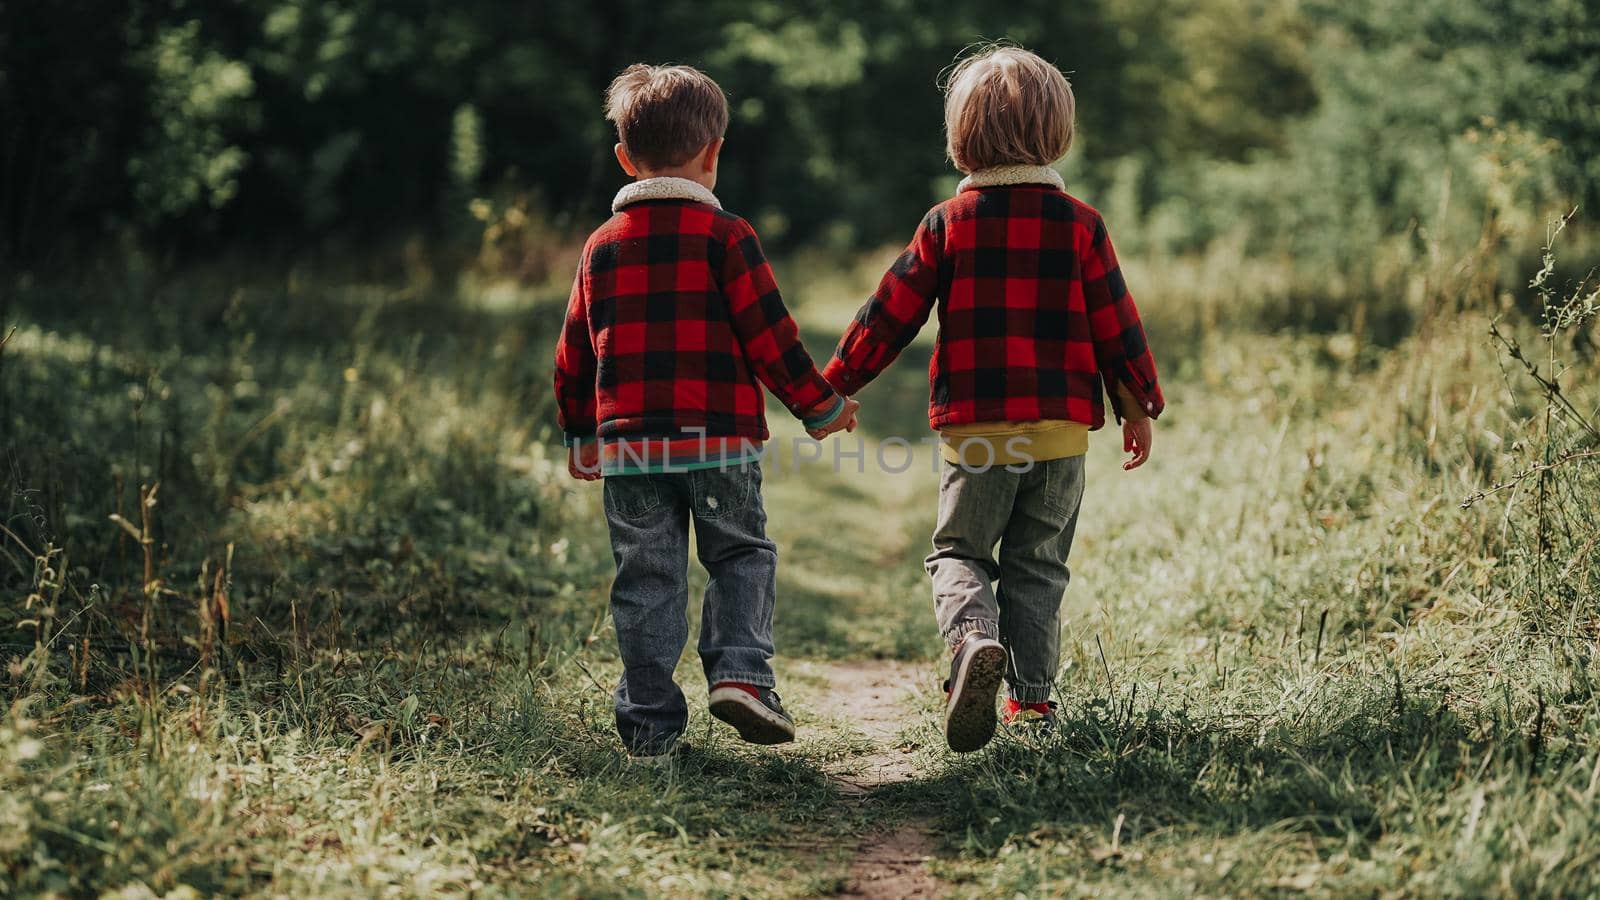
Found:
[603,463,777,754]
[925,456,1086,704]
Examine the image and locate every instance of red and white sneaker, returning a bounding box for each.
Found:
[708,682,796,745]
[1003,698,1058,727]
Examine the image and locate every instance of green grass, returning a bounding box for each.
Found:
[2,243,1598,897]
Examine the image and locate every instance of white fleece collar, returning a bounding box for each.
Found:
[612,177,722,212]
[958,165,1066,192]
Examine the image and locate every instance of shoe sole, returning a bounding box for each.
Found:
[708,687,796,745]
[945,640,1007,753]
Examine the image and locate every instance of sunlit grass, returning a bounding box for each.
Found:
[2,245,1597,896]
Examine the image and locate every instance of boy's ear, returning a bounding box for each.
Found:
[614,143,641,177]
[700,138,724,174]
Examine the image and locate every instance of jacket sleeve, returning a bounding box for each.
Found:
[822,208,943,395]
[719,217,841,421]
[553,256,599,443]
[1083,215,1164,422]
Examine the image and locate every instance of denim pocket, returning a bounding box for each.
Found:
[690,466,757,520]
[1038,457,1087,521]
[604,474,663,518]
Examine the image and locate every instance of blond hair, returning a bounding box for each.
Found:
[943,46,1076,174]
[604,64,729,170]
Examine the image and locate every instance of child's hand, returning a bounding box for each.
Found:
[1121,418,1152,470]
[568,441,601,481]
[806,397,860,440]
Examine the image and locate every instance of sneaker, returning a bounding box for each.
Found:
[708,682,796,745]
[943,636,1007,752]
[1003,698,1058,727]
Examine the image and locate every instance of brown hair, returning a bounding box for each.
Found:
[604,64,729,170]
[943,45,1075,174]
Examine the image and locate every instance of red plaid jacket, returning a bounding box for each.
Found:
[823,170,1164,430]
[555,178,839,445]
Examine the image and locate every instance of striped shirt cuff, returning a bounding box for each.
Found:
[800,394,847,430]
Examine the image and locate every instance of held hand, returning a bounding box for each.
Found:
[1121,418,1152,470]
[806,397,861,440]
[568,442,602,481]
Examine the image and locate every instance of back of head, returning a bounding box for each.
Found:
[605,64,730,170]
[943,45,1076,174]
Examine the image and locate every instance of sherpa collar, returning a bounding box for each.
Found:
[958,165,1066,193]
[612,177,722,212]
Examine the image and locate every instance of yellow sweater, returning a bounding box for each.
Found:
[939,420,1088,466]
[938,384,1148,467]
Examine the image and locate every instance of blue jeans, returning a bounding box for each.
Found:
[603,463,777,754]
[925,456,1086,705]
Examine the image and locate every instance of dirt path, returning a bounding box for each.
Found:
[810,660,946,899]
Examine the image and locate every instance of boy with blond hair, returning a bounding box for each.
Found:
[555,63,858,763]
[824,46,1164,752]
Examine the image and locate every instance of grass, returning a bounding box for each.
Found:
[2,231,1598,896]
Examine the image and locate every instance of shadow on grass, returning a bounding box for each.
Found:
[471,667,862,866]
[772,562,935,663]
[763,471,939,660]
[868,684,1498,860]
[1,275,604,676]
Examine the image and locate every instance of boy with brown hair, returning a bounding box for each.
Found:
[555,63,859,763]
[824,45,1164,752]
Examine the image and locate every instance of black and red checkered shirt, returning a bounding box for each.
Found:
[823,178,1164,430]
[555,181,839,448]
